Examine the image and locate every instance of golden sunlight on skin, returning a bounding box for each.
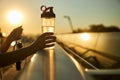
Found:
[80,33,90,41]
[7,10,23,25]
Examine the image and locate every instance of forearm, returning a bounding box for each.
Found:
[0,32,55,67]
[0,44,38,67]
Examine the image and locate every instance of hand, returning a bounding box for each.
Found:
[8,26,23,41]
[32,32,56,50]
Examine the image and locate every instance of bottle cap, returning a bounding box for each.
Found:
[41,5,55,18]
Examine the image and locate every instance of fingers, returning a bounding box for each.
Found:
[41,32,54,37]
[45,36,56,44]
[44,40,55,48]
[9,26,23,41]
[15,34,22,40]
[14,26,23,31]
[45,44,55,48]
[12,27,23,35]
[13,27,23,40]
[32,32,56,50]
[16,27,23,34]
[41,32,56,48]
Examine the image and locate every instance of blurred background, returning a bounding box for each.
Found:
[0,0,120,36]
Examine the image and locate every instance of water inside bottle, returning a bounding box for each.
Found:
[42,26,54,33]
[42,26,55,49]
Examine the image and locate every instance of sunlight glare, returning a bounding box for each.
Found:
[7,10,23,25]
[31,54,37,62]
[80,33,90,41]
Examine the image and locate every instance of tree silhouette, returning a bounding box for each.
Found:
[89,24,120,32]
[73,24,120,33]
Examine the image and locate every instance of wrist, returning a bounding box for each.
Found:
[30,43,41,52]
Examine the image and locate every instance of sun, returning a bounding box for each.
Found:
[7,10,23,25]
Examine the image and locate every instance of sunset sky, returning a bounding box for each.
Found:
[0,0,120,35]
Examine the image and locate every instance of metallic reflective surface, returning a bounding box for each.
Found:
[57,32,120,57]
[16,43,83,80]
